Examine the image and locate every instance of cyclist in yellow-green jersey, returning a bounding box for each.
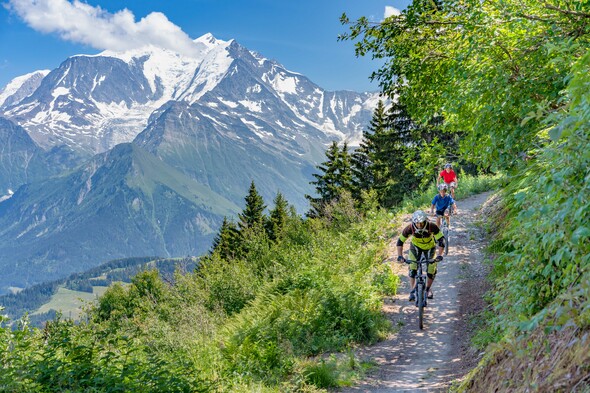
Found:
[396,210,444,301]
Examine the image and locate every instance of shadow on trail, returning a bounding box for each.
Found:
[338,192,492,393]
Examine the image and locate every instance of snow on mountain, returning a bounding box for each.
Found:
[0,33,377,159]
[0,70,50,107]
[0,32,382,291]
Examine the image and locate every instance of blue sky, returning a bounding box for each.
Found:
[0,0,411,92]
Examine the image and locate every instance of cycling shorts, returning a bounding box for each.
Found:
[435,209,451,217]
[407,244,437,279]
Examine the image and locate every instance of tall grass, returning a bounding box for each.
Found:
[0,194,401,392]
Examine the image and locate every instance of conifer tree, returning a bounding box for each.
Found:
[375,101,419,206]
[210,217,240,260]
[238,180,267,231]
[351,99,418,207]
[351,100,389,200]
[306,141,353,217]
[267,191,289,242]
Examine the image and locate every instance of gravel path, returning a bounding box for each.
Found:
[337,191,494,393]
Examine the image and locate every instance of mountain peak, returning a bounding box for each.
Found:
[194,32,231,48]
[0,70,50,107]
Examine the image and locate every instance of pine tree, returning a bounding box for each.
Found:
[267,191,289,242]
[238,180,267,231]
[350,99,418,207]
[306,141,353,217]
[210,217,240,260]
[368,101,418,207]
[351,100,387,199]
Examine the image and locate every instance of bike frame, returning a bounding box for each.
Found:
[435,208,451,255]
[441,209,450,255]
[407,255,436,330]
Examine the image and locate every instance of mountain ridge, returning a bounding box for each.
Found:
[0,142,238,292]
[0,32,379,294]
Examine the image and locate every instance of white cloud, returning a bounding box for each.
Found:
[384,6,401,18]
[6,0,201,57]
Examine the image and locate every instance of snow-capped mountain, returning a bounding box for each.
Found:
[0,33,376,159]
[0,33,380,293]
[0,70,49,108]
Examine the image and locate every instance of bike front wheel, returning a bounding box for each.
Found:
[443,227,449,255]
[417,283,424,330]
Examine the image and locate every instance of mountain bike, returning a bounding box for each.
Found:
[434,208,452,255]
[441,208,451,255]
[405,255,436,330]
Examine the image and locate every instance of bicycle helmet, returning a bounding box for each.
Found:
[438,183,448,191]
[444,163,452,169]
[411,210,429,232]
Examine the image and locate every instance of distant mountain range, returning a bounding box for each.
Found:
[0,33,379,294]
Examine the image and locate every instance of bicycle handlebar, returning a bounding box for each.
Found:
[404,258,438,265]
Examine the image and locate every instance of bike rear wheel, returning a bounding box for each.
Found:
[417,282,424,329]
[443,226,449,255]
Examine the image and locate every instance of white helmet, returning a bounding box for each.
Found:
[438,183,448,191]
[411,210,429,232]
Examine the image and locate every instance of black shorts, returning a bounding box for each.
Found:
[407,244,437,279]
[436,208,451,217]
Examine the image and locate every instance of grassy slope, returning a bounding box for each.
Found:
[32,286,109,320]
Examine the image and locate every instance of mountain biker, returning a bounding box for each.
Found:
[396,210,445,300]
[437,163,458,198]
[431,183,456,228]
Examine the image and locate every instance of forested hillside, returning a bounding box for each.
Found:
[1,1,589,392]
[340,0,590,390]
[0,256,196,326]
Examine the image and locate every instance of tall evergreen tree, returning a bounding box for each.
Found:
[238,181,267,231]
[376,101,419,206]
[351,100,388,199]
[267,192,289,242]
[306,141,353,217]
[210,217,240,260]
[351,100,418,208]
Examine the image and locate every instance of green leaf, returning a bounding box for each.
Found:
[548,126,563,141]
[572,227,590,244]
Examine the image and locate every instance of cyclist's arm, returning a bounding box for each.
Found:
[396,226,411,257]
[396,238,405,258]
[431,222,443,239]
[437,172,443,184]
[434,231,445,254]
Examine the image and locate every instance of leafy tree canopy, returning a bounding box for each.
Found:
[340,0,590,169]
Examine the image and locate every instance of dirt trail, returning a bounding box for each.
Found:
[338,191,493,393]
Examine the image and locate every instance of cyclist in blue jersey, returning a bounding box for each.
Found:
[430,183,457,228]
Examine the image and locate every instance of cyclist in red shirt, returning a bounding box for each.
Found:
[437,163,458,198]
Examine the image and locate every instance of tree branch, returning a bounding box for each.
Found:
[544,3,590,18]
